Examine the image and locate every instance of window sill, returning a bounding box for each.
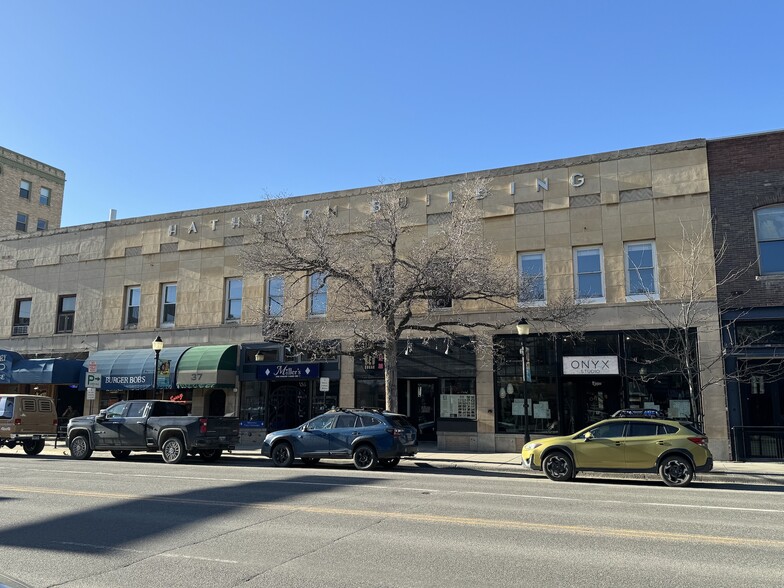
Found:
[755,274,784,282]
[576,297,606,305]
[626,294,660,303]
[518,300,547,307]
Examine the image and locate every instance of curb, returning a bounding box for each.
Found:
[8,445,784,486]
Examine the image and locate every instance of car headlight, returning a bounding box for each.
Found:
[523,442,542,451]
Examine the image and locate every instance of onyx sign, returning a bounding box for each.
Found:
[562,356,619,376]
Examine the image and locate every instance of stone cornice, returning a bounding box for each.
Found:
[0,146,66,185]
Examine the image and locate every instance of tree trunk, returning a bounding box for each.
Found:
[384,337,398,413]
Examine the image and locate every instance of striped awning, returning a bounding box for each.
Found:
[83,347,190,390]
[176,345,237,389]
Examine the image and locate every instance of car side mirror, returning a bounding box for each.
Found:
[96,410,107,422]
[301,424,310,432]
[584,431,593,442]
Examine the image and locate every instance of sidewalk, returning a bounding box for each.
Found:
[10,443,784,485]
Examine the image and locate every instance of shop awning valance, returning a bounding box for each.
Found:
[0,350,83,386]
[83,347,190,390]
[176,345,238,389]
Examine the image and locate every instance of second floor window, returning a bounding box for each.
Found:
[625,242,658,299]
[39,187,51,206]
[519,252,546,304]
[16,213,28,232]
[57,295,76,333]
[309,272,327,316]
[755,205,784,275]
[160,283,177,327]
[125,286,141,329]
[574,247,605,302]
[19,180,31,199]
[13,298,32,336]
[37,218,48,231]
[225,278,243,322]
[267,276,284,317]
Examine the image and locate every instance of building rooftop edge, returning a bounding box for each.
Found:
[0,146,66,179]
[0,137,707,244]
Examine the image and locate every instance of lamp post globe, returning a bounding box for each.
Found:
[152,336,164,400]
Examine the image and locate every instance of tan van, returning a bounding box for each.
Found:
[0,394,58,455]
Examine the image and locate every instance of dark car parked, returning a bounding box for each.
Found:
[262,408,418,470]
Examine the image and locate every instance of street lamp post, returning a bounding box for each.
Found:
[152,336,164,400]
[516,319,531,444]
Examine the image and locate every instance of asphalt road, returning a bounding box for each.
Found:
[1,452,783,588]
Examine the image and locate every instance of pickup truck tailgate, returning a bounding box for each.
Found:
[201,417,240,440]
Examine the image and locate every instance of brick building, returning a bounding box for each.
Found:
[0,146,65,236]
[708,129,784,459]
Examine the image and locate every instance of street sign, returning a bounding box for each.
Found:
[85,372,102,388]
[319,377,330,392]
[86,387,96,400]
[88,361,97,373]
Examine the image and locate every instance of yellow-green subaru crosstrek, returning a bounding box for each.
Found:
[521,410,713,487]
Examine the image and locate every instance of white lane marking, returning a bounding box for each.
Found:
[28,468,440,493]
[55,541,238,564]
[18,467,784,515]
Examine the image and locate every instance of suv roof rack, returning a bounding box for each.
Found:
[332,407,385,414]
[611,409,666,419]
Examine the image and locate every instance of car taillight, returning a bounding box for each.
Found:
[199,418,208,434]
[14,418,21,425]
[688,436,708,447]
[53,419,58,426]
[387,428,402,438]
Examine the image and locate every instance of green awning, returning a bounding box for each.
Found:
[176,345,238,389]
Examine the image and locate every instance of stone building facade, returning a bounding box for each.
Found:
[0,138,731,458]
[0,146,65,236]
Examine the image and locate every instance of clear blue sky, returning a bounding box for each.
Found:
[3,1,783,227]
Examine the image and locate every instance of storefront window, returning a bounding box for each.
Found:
[440,379,476,419]
[356,379,385,409]
[495,336,559,434]
[311,380,339,416]
[240,381,265,424]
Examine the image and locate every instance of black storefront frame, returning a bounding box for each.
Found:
[493,329,698,436]
[237,343,341,434]
[353,338,478,437]
[723,309,784,460]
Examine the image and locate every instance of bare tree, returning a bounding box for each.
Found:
[629,211,784,427]
[241,178,588,413]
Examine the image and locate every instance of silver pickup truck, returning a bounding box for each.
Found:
[67,399,239,464]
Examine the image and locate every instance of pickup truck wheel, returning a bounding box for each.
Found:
[199,449,222,462]
[161,437,186,464]
[271,441,294,467]
[353,444,377,470]
[379,457,400,468]
[22,439,46,456]
[111,450,131,460]
[69,435,92,460]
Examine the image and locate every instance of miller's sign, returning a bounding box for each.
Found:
[563,356,619,376]
[257,363,321,381]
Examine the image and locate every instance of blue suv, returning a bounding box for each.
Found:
[262,408,418,470]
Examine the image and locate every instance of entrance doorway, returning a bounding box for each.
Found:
[267,381,309,432]
[399,379,438,442]
[207,389,226,417]
[561,376,623,433]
